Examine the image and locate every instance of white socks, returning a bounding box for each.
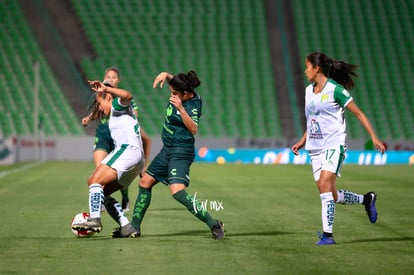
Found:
[320,192,335,234]
[319,190,364,234]
[336,190,364,204]
[114,201,129,227]
[89,183,104,219]
[104,196,130,226]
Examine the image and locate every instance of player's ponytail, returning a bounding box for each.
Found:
[306,52,358,90]
[169,70,201,93]
[187,70,201,90]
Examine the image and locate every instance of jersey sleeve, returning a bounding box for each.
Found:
[333,86,353,107]
[130,99,139,110]
[185,99,202,126]
[112,97,128,110]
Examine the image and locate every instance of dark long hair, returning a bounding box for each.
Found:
[83,67,119,120]
[87,92,110,120]
[306,52,358,90]
[169,70,201,93]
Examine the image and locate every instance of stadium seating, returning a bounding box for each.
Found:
[0,1,84,137]
[291,0,414,139]
[71,0,282,137]
[2,0,412,141]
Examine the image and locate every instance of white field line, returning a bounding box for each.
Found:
[0,162,41,178]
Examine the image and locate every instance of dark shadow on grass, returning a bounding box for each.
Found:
[342,236,414,244]
[226,230,294,237]
[3,230,294,241]
[0,235,113,241]
[140,230,293,239]
[141,230,206,238]
[148,207,186,212]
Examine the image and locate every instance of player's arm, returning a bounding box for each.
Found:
[89,80,132,106]
[291,131,307,155]
[153,72,173,88]
[169,95,198,135]
[178,105,198,135]
[347,101,385,153]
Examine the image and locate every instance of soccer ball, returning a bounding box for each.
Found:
[71,212,95,238]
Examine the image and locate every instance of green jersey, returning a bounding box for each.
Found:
[162,93,202,147]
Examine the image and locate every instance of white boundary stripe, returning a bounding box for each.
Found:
[0,162,41,178]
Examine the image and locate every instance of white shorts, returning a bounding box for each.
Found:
[309,145,346,181]
[101,145,144,188]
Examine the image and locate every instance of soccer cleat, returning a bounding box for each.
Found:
[112,223,140,238]
[211,220,225,240]
[72,218,102,233]
[364,192,378,223]
[316,232,336,245]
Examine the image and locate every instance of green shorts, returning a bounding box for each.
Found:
[147,145,195,186]
[93,121,114,153]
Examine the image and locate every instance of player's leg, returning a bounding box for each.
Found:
[93,149,109,167]
[109,148,143,238]
[120,187,130,212]
[103,182,130,228]
[336,189,378,222]
[331,145,377,223]
[130,148,167,233]
[130,173,157,233]
[93,125,112,211]
[311,148,345,245]
[94,148,109,214]
[170,183,225,240]
[168,152,224,240]
[72,164,117,232]
[316,170,337,245]
[104,194,139,238]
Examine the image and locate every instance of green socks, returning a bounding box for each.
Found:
[131,187,218,231]
[131,186,152,230]
[173,189,217,229]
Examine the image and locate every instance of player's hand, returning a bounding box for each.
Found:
[153,72,171,88]
[169,94,183,109]
[372,137,386,154]
[88,80,107,93]
[291,142,303,155]
[81,116,90,126]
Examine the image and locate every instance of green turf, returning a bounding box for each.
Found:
[0,162,413,274]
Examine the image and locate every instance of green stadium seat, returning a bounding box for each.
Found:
[0,1,84,137]
[292,0,414,139]
[70,0,282,138]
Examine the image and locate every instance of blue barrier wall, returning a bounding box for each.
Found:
[195,148,414,165]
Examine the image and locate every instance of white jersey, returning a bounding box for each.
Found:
[109,97,143,150]
[304,79,353,152]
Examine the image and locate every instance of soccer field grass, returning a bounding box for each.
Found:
[0,161,413,274]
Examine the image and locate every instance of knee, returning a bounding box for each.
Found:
[139,174,155,189]
[317,179,328,189]
[169,183,185,195]
[87,175,94,186]
[87,175,102,186]
[317,178,333,193]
